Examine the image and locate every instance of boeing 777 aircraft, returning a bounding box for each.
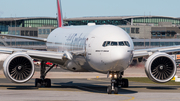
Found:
[0,0,179,94]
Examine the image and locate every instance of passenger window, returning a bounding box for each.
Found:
[102,41,106,47]
[119,42,124,46]
[111,42,118,46]
[124,41,130,47]
[106,41,111,46]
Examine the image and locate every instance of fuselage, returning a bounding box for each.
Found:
[46,25,134,73]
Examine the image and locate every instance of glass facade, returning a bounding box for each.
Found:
[0,21,21,34]
[133,17,180,26]
[151,31,176,39]
[121,27,130,33]
[131,28,139,34]
[38,28,52,35]
[8,30,20,35]
[134,42,180,47]
[0,18,57,34]
[67,19,131,26]
[65,16,180,26]
[23,18,57,27]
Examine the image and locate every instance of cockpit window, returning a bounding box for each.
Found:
[124,41,130,47]
[102,41,106,47]
[119,42,124,46]
[106,41,111,46]
[102,41,130,47]
[111,42,118,46]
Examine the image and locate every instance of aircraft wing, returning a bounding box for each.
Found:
[0,46,66,65]
[133,45,180,58]
[0,34,47,42]
[0,46,85,65]
[0,34,67,64]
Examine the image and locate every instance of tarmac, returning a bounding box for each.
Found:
[0,78,180,101]
[0,62,180,101]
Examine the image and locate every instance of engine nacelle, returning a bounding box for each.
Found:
[145,52,176,83]
[3,52,35,83]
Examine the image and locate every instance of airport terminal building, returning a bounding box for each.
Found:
[0,17,57,34]
[0,16,180,49]
[65,16,180,26]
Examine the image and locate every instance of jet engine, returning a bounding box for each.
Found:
[3,52,35,83]
[145,52,177,83]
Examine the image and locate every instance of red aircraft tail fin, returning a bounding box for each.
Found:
[57,0,63,27]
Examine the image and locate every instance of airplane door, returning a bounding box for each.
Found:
[86,36,104,70]
[86,36,95,61]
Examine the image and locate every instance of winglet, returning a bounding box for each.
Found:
[57,0,63,27]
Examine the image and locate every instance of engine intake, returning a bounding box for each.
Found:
[3,52,35,83]
[145,52,177,83]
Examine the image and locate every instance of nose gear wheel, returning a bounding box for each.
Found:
[107,71,129,94]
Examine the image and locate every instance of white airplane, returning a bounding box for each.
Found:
[0,0,179,94]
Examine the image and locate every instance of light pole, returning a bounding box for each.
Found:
[15,14,16,46]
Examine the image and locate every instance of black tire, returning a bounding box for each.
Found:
[114,87,118,94]
[35,78,42,87]
[107,86,112,94]
[121,79,129,88]
[44,79,51,87]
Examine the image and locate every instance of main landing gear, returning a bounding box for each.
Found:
[35,61,55,87]
[107,71,129,94]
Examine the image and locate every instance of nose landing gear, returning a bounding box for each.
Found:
[107,71,129,94]
[107,79,119,94]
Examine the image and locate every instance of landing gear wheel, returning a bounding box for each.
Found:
[114,87,119,94]
[121,78,129,88]
[107,86,112,94]
[44,79,51,87]
[35,78,42,87]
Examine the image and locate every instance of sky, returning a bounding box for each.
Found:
[0,0,180,18]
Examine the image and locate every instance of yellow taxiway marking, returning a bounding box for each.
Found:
[118,94,135,101]
[87,78,110,82]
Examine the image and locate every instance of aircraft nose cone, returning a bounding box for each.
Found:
[110,47,133,70]
[111,47,130,61]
